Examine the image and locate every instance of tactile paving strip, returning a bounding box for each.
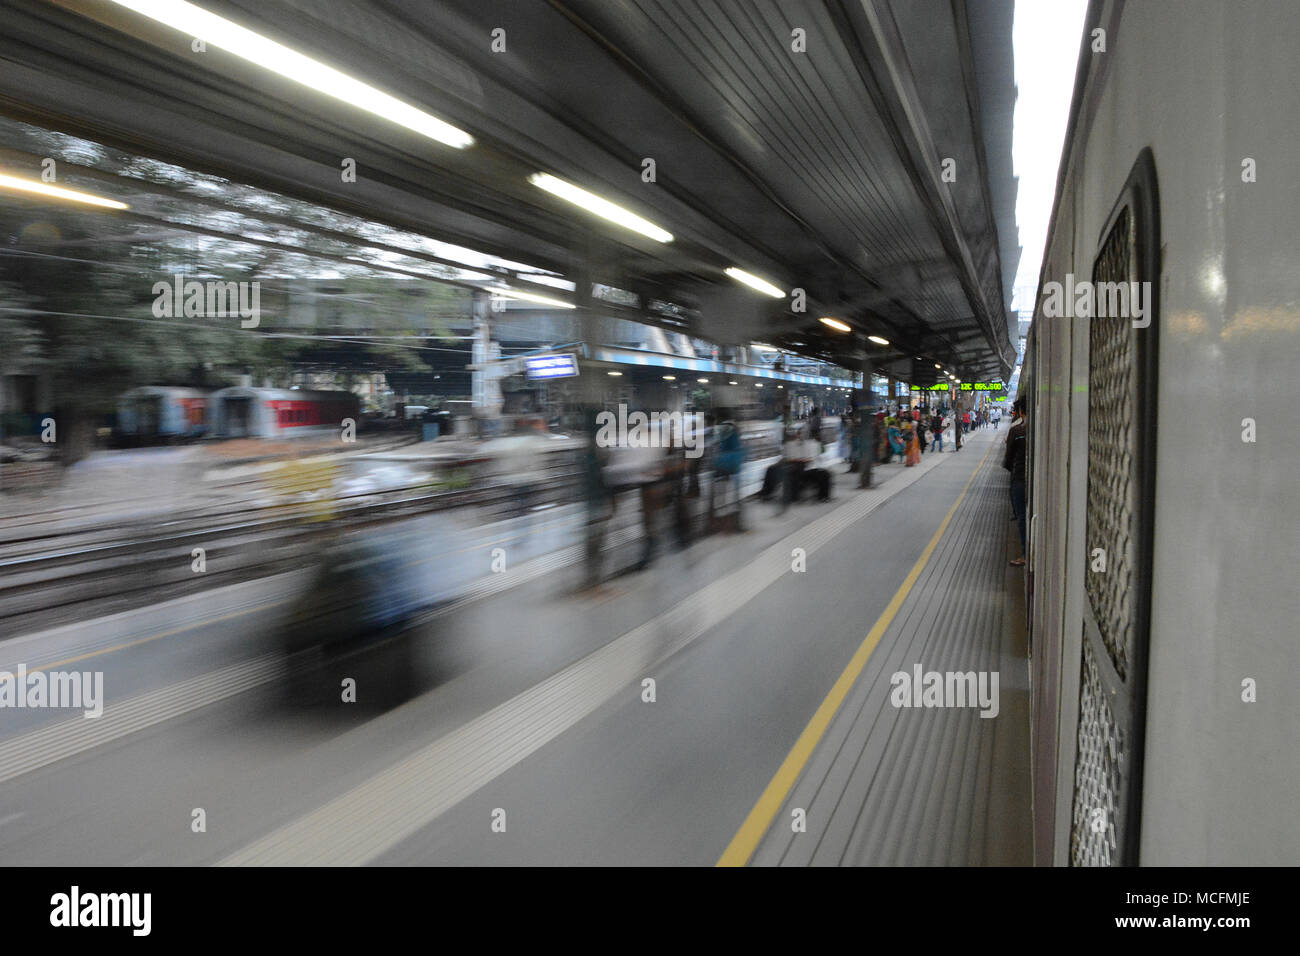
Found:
[751,448,1026,865]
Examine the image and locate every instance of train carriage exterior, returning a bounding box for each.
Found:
[211,387,361,439]
[1022,0,1300,866]
[115,386,209,444]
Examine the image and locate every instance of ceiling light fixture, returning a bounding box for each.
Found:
[725,267,784,298]
[819,317,851,333]
[107,0,474,148]
[529,172,673,243]
[487,286,575,309]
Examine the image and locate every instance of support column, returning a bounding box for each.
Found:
[470,290,502,434]
[857,356,874,487]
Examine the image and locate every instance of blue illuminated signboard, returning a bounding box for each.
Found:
[524,354,580,380]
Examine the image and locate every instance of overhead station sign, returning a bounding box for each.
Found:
[959,382,1004,392]
[911,383,950,391]
[523,353,580,380]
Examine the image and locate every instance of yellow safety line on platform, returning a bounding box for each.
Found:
[717,439,997,866]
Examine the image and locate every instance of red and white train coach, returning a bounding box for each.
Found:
[210,386,361,439]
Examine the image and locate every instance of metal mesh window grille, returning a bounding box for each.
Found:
[1069,636,1126,866]
[1069,171,1155,867]
[1084,207,1136,680]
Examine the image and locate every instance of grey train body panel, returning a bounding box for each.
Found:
[1024,0,1300,865]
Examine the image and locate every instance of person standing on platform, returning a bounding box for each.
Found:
[807,406,822,451]
[886,417,904,462]
[903,418,921,467]
[1004,396,1028,566]
[930,412,945,452]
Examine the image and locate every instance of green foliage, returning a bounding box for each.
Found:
[0,120,474,455]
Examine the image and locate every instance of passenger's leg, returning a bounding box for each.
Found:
[783,462,804,507]
[585,493,611,587]
[732,474,746,531]
[1009,481,1027,565]
[638,483,658,568]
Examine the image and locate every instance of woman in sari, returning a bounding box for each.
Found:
[886,417,904,462]
[905,419,921,466]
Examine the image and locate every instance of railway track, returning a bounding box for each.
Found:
[0,455,585,635]
[0,422,789,635]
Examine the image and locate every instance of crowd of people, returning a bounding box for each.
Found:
[577,395,1026,585]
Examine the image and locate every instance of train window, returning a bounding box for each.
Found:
[1069,149,1161,867]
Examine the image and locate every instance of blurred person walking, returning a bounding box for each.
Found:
[857,408,876,488]
[781,425,814,511]
[582,409,613,589]
[709,412,746,532]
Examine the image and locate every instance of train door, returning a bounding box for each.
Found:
[224,397,253,438]
[137,394,161,439]
[1067,151,1161,866]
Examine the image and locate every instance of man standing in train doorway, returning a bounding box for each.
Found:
[1004,395,1028,567]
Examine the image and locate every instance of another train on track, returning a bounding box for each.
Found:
[114,385,361,444]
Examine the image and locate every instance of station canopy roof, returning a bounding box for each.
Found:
[1,0,1020,384]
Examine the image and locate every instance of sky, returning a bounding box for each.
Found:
[1010,0,1090,317]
